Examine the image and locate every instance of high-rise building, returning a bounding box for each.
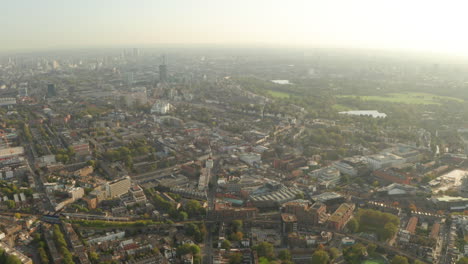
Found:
[52,60,60,70]
[159,56,167,83]
[125,72,134,86]
[18,83,28,97]
[133,48,139,57]
[106,176,131,199]
[47,84,57,97]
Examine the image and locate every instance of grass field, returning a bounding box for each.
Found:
[339,92,463,105]
[267,90,290,98]
[362,260,386,264]
[361,257,388,264]
[332,104,352,111]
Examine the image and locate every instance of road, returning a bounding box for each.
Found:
[202,157,220,264]
[131,164,181,183]
[24,142,54,212]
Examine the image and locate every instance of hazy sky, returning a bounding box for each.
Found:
[2,0,467,54]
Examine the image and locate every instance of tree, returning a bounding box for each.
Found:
[367,243,377,255]
[383,222,398,240]
[254,242,275,260]
[278,249,291,261]
[185,223,199,236]
[89,251,99,264]
[295,192,304,199]
[177,244,200,256]
[259,257,270,264]
[229,253,243,264]
[391,255,408,264]
[185,200,204,217]
[38,247,49,264]
[329,247,340,260]
[0,249,22,264]
[61,246,74,264]
[183,223,205,242]
[6,256,22,264]
[457,257,468,264]
[14,213,21,219]
[221,240,231,250]
[232,220,243,233]
[347,218,359,233]
[4,200,15,209]
[87,160,97,168]
[356,209,400,241]
[179,211,188,221]
[310,250,330,264]
[230,231,243,241]
[343,243,367,264]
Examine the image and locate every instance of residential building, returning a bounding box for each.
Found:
[373,168,412,185]
[208,202,258,221]
[0,147,24,162]
[327,203,355,230]
[106,176,132,199]
[0,241,33,264]
[129,185,147,204]
[151,100,173,114]
[430,222,440,240]
[71,141,90,156]
[281,213,298,234]
[406,216,418,234]
[282,200,326,226]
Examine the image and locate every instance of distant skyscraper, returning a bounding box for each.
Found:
[125,72,134,86]
[52,60,60,70]
[159,55,167,83]
[47,84,57,97]
[133,48,139,57]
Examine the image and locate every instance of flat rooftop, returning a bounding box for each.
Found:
[0,147,24,158]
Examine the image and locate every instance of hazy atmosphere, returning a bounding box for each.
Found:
[3,0,468,55]
[2,1,468,264]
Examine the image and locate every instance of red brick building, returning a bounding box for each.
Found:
[327,203,355,230]
[209,202,258,221]
[406,216,418,234]
[283,201,326,226]
[373,168,412,185]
